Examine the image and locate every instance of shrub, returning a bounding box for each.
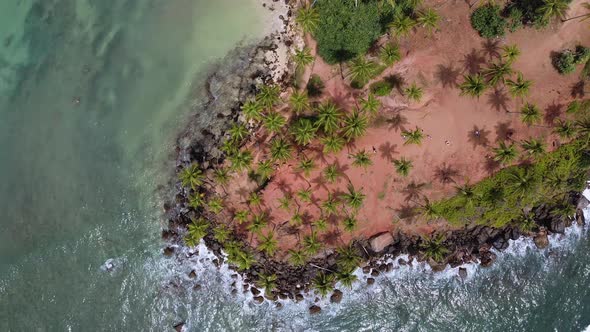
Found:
[307,74,325,97]
[505,0,550,29]
[506,7,524,32]
[370,80,394,96]
[470,4,506,38]
[574,46,590,65]
[314,0,382,64]
[554,49,578,74]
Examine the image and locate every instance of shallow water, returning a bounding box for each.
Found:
[2,1,590,331]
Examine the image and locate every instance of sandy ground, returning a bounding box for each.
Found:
[215,0,590,259]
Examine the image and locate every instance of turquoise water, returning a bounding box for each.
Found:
[2,1,590,331]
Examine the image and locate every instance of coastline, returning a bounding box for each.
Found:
[162,0,590,316]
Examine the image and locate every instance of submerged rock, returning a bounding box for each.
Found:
[330,289,343,304]
[534,228,549,249]
[309,305,322,315]
[188,270,197,279]
[173,322,185,332]
[163,247,175,257]
[253,296,264,304]
[458,267,468,279]
[367,278,375,285]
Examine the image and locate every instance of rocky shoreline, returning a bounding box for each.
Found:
[161,0,590,316]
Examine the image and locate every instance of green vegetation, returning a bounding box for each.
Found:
[470,4,506,38]
[459,74,487,98]
[380,43,401,66]
[348,56,379,87]
[420,234,449,262]
[184,217,209,247]
[370,80,394,96]
[352,150,373,169]
[306,74,325,97]
[553,46,590,78]
[393,157,413,176]
[404,83,423,102]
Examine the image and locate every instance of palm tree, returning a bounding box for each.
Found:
[297,187,313,203]
[179,163,204,189]
[314,218,328,232]
[229,150,253,171]
[313,272,335,297]
[256,160,274,181]
[213,168,231,193]
[493,141,518,165]
[256,272,278,294]
[220,138,238,156]
[380,43,401,66]
[417,8,440,32]
[347,56,378,85]
[342,215,358,232]
[389,14,416,37]
[506,73,532,98]
[419,199,441,220]
[227,247,256,271]
[359,93,381,116]
[554,120,576,139]
[576,117,590,143]
[404,83,424,102]
[420,234,449,263]
[303,232,322,255]
[520,103,541,126]
[291,118,317,146]
[459,74,487,98]
[537,0,570,21]
[297,158,316,177]
[337,271,358,289]
[502,44,521,64]
[207,197,224,214]
[213,224,231,243]
[248,191,262,207]
[483,62,513,86]
[257,231,278,256]
[336,245,361,271]
[342,184,366,210]
[342,110,369,141]
[505,167,536,197]
[291,212,304,226]
[184,217,209,247]
[289,91,310,114]
[351,150,373,169]
[323,164,340,184]
[316,101,342,134]
[229,123,248,143]
[322,193,340,216]
[293,47,314,69]
[455,183,477,207]
[321,135,346,154]
[566,100,582,114]
[402,127,424,145]
[256,84,281,109]
[288,249,307,266]
[247,213,268,234]
[263,111,287,134]
[270,137,292,162]
[241,100,263,122]
[520,137,546,158]
[278,195,292,211]
[295,5,320,33]
[393,157,413,177]
[234,210,249,224]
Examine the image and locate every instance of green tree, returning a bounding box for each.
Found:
[554,120,576,139]
[337,271,358,289]
[296,5,320,33]
[322,193,340,216]
[537,0,570,21]
[241,100,263,121]
[393,157,413,177]
[270,137,293,162]
[342,110,369,141]
[288,249,307,266]
[505,167,537,197]
[256,160,274,181]
[342,215,358,232]
[520,103,541,126]
[213,167,231,187]
[404,83,424,102]
[291,212,304,226]
[207,197,224,214]
[297,158,316,177]
[402,127,424,145]
[502,44,521,64]
[314,218,328,232]
[179,163,204,189]
[293,47,314,69]
[417,8,440,32]
[213,224,231,243]
[184,217,209,247]
[520,137,546,158]
[323,164,340,183]
[303,232,322,255]
[493,141,518,165]
[342,184,366,210]
[247,213,268,234]
[359,93,381,116]
[380,43,401,66]
[278,195,293,211]
[321,135,346,154]
[419,199,441,220]
[506,72,532,98]
[234,210,249,224]
[229,123,248,143]
[483,62,513,86]
[336,245,361,271]
[459,74,487,97]
[420,234,449,263]
[256,272,278,295]
[297,187,313,203]
[389,14,417,37]
[316,101,342,134]
[289,91,310,114]
[229,150,253,171]
[257,84,281,109]
[248,191,262,207]
[351,150,373,169]
[258,231,278,256]
[470,4,506,38]
[348,56,379,85]
[189,192,206,209]
[263,111,287,134]
[313,272,335,297]
[291,118,318,146]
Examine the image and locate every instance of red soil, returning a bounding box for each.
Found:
[212,0,590,261]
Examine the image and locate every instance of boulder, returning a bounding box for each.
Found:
[369,232,394,253]
[163,247,175,257]
[309,305,322,315]
[253,296,264,304]
[330,289,343,304]
[275,302,283,309]
[367,278,375,285]
[251,287,261,296]
[362,266,371,274]
[370,269,380,277]
[173,322,185,332]
[534,229,549,249]
[193,284,202,291]
[188,270,197,279]
[549,217,566,234]
[458,267,468,279]
[398,258,407,266]
[295,294,304,302]
[492,237,509,251]
[577,209,586,226]
[428,259,446,272]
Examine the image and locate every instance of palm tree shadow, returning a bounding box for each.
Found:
[395,203,419,219]
[544,103,562,125]
[402,181,427,203]
[481,39,501,60]
[274,178,293,197]
[487,88,510,112]
[333,159,351,183]
[484,157,501,175]
[322,228,342,246]
[379,141,398,162]
[435,62,462,89]
[311,174,329,192]
[434,163,460,185]
[467,125,491,149]
[571,80,585,98]
[494,121,514,143]
[386,111,409,133]
[236,187,251,200]
[384,74,406,94]
[462,49,486,75]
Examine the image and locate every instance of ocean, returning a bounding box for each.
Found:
[1,1,590,331]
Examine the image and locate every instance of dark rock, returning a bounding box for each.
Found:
[428,259,446,272]
[549,217,566,234]
[534,228,549,249]
[309,305,322,315]
[362,266,371,274]
[266,292,278,301]
[173,322,184,332]
[480,251,497,267]
[577,209,586,226]
[367,278,375,285]
[378,264,387,272]
[251,287,261,296]
[371,270,380,277]
[330,289,343,304]
[188,270,197,279]
[193,284,202,291]
[492,237,509,251]
[275,302,283,309]
[386,262,394,272]
[458,267,468,279]
[163,247,175,257]
[279,293,288,300]
[510,227,521,240]
[231,289,238,295]
[253,296,264,304]
[398,258,407,266]
[295,294,304,302]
